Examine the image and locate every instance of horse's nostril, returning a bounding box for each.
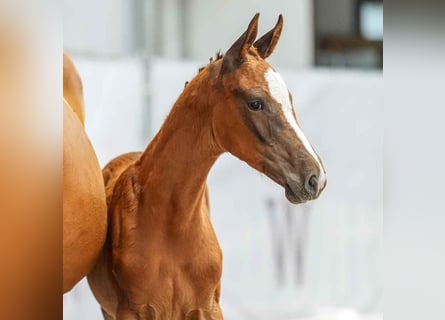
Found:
[309,175,318,188]
[306,174,319,195]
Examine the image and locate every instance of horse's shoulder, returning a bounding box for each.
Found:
[106,154,142,232]
[111,165,141,209]
[107,161,143,270]
[103,152,142,206]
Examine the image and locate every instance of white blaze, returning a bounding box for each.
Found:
[264,68,326,185]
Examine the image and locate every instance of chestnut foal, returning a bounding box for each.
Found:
[88,14,326,319]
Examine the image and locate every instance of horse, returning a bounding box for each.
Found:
[0,23,64,318]
[63,53,86,125]
[87,13,326,319]
[63,53,107,293]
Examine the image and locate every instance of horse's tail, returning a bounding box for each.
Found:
[63,53,85,126]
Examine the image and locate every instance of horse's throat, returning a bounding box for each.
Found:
[137,106,220,223]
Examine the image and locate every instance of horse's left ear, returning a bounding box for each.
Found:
[254,14,283,59]
[221,13,259,74]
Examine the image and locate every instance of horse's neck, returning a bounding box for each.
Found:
[137,83,221,228]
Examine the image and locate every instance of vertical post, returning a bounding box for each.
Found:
[178,0,190,59]
[132,0,155,140]
[267,198,285,287]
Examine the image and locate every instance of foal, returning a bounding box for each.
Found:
[88,14,326,319]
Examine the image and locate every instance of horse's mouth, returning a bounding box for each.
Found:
[263,167,309,205]
[284,183,307,204]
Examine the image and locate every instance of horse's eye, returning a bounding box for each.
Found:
[247,99,264,111]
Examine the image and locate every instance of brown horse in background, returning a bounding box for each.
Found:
[63,53,107,293]
[88,14,326,319]
[63,53,85,125]
[0,22,63,319]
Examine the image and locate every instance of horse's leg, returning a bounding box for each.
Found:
[115,303,156,320]
[101,307,114,320]
[186,308,223,320]
[115,306,139,320]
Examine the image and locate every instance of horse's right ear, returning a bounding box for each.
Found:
[221,13,259,74]
[254,14,283,59]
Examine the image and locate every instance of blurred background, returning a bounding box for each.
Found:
[63,1,382,319]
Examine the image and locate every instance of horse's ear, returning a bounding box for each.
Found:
[221,13,259,74]
[254,14,283,59]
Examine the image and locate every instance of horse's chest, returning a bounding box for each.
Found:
[116,230,223,310]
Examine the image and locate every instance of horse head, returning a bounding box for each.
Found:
[195,13,327,204]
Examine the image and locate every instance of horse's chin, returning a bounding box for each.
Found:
[261,168,309,204]
[284,185,307,205]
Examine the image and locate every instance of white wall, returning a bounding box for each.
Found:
[163,0,313,68]
[63,0,313,68]
[175,0,314,68]
[63,0,135,56]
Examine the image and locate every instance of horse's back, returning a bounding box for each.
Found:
[63,53,85,125]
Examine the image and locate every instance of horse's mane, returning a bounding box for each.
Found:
[198,50,224,73]
[184,50,224,88]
